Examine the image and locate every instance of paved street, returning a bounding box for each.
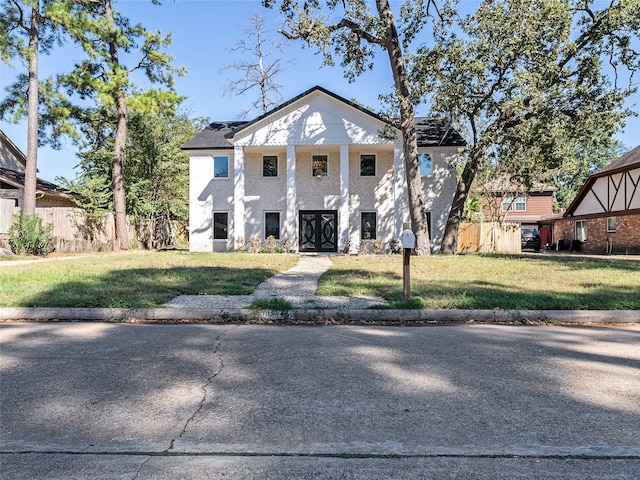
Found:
[1,323,639,479]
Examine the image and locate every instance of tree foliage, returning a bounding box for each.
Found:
[411,0,640,253]
[45,0,183,249]
[263,0,450,255]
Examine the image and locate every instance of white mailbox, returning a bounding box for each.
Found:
[400,229,416,249]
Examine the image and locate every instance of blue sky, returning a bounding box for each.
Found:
[1,0,638,183]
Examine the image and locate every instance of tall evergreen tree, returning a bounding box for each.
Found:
[48,0,182,249]
[0,0,64,214]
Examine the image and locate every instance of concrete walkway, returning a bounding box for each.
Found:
[163,254,389,310]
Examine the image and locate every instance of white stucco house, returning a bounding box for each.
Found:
[182,86,466,253]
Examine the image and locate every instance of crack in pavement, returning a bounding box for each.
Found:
[165,331,227,452]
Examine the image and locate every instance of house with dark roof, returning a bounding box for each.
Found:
[553,145,640,254]
[0,129,78,208]
[182,86,465,253]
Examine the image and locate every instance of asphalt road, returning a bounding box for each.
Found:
[1,323,639,479]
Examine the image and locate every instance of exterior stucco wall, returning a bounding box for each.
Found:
[420,146,458,252]
[347,149,395,248]
[189,151,235,252]
[243,150,288,240]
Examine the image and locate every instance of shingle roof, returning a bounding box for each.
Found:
[182,86,467,150]
[596,144,640,176]
[0,167,80,200]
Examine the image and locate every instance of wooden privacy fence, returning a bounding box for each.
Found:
[0,200,135,253]
[458,222,521,254]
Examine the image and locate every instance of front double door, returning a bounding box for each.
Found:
[299,210,338,252]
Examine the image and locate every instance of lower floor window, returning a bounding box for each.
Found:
[213,212,228,239]
[265,212,280,239]
[361,212,377,240]
[607,217,617,232]
[575,219,587,242]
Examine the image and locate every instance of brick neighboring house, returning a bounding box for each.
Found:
[553,145,640,254]
[182,86,466,253]
[481,182,560,248]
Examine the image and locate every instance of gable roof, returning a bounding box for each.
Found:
[564,144,640,217]
[0,167,80,201]
[0,129,27,171]
[182,85,466,150]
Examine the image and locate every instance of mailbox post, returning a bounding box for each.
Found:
[400,229,415,300]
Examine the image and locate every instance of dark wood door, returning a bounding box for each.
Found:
[299,211,337,252]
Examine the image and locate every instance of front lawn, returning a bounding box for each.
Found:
[0,251,298,308]
[317,253,640,310]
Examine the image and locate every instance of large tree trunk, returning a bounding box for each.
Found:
[376,0,430,255]
[106,0,129,250]
[23,2,40,215]
[441,155,481,254]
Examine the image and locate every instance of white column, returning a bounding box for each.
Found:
[339,144,350,252]
[233,145,245,249]
[285,145,297,250]
[394,141,406,238]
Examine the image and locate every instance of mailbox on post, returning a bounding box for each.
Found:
[400,229,415,300]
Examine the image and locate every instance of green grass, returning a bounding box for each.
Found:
[0,251,298,308]
[249,298,293,311]
[317,253,640,310]
[2,251,638,310]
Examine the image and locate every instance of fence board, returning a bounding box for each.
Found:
[1,205,135,252]
[458,222,521,254]
[0,198,15,234]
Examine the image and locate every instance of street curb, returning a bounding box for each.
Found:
[0,307,638,324]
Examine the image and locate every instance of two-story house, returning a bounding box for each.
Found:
[183,86,466,253]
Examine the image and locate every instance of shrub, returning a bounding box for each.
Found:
[8,210,54,256]
[263,235,277,253]
[246,237,261,253]
[357,242,370,255]
[280,236,294,253]
[372,238,384,255]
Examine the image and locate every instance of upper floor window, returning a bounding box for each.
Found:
[312,155,328,177]
[502,194,526,212]
[418,153,432,177]
[214,156,229,178]
[263,155,278,177]
[360,154,376,176]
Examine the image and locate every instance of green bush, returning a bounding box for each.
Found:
[8,210,54,256]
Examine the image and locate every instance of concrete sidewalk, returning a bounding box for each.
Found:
[1,254,638,324]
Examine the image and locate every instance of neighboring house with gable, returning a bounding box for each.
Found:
[1,129,77,208]
[553,145,640,254]
[182,86,466,253]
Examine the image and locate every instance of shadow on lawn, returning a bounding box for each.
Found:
[319,264,640,310]
[20,266,278,308]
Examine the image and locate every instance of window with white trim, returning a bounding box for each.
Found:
[360,154,376,176]
[213,212,228,239]
[263,155,278,177]
[213,156,229,178]
[575,220,587,242]
[265,212,280,239]
[607,217,617,232]
[312,155,328,177]
[361,212,377,240]
[418,153,432,177]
